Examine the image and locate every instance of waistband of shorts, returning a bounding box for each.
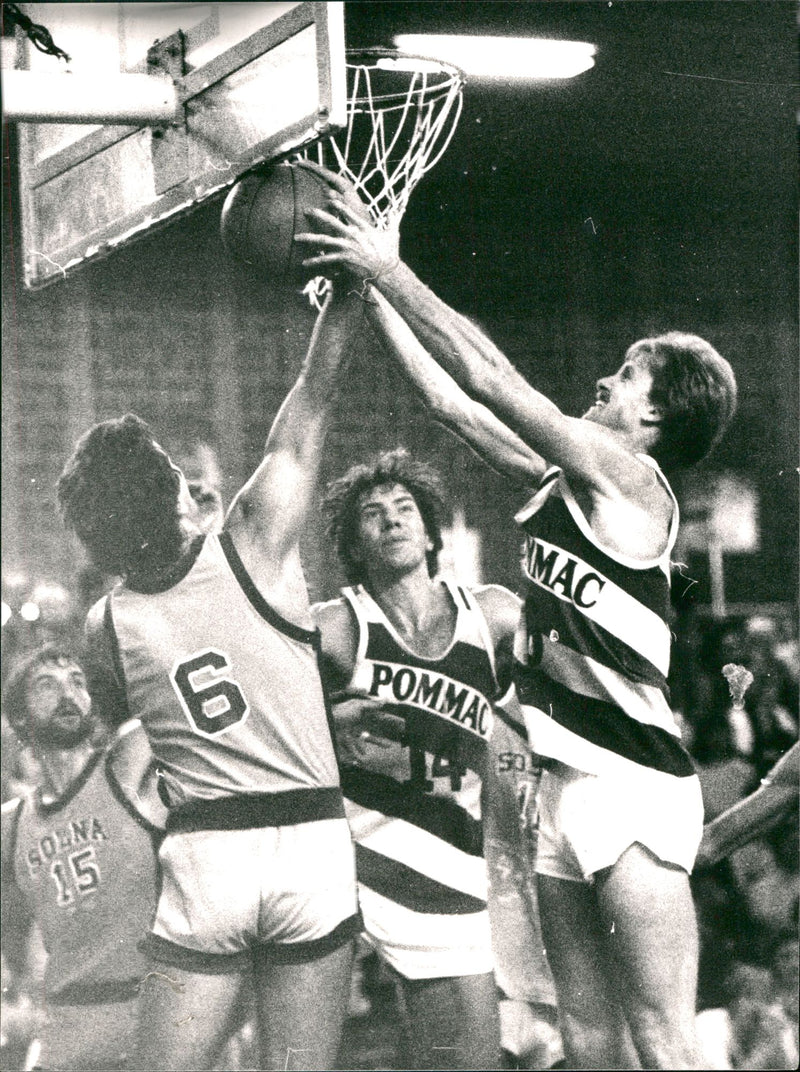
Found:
[48,978,141,1005]
[166,786,345,833]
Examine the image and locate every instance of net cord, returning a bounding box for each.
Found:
[301,55,464,304]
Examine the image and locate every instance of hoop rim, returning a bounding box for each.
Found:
[344,47,465,106]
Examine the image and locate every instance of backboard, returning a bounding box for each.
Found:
[4,2,346,289]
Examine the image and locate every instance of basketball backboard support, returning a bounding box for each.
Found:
[4,2,346,289]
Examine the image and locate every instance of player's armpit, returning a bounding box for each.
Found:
[311,600,359,693]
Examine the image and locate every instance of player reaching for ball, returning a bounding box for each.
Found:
[295,162,738,1070]
[56,281,365,1072]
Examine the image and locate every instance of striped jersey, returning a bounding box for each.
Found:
[101,532,340,805]
[337,580,500,917]
[9,723,162,1004]
[513,460,695,779]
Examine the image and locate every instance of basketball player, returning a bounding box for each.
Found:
[296,165,738,1069]
[312,449,522,1069]
[55,284,365,1072]
[1,645,165,1071]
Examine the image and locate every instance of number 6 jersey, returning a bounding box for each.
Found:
[91,532,342,807]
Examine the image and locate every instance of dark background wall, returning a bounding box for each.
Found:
[2,0,797,612]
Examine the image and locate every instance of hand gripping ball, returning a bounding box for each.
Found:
[220,162,334,286]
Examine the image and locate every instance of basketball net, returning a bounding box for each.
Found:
[300,50,465,306]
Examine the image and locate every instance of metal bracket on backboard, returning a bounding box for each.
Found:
[14,1,347,289]
[147,31,190,194]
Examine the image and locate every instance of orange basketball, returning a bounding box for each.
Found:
[220,163,333,285]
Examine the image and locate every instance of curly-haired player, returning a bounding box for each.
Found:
[314,448,522,1070]
[57,285,365,1072]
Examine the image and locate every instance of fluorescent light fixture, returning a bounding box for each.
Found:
[394,34,596,80]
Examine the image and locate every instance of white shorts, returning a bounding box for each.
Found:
[146,817,359,970]
[344,798,492,980]
[534,759,703,882]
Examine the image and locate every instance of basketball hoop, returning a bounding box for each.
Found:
[301,49,465,304]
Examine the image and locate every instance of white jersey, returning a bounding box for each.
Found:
[99,532,341,807]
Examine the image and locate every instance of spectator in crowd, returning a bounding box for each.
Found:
[1,644,165,1071]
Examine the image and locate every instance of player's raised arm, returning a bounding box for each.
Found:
[293,162,524,409]
[294,166,654,494]
[297,169,735,513]
[225,284,365,608]
[366,288,546,489]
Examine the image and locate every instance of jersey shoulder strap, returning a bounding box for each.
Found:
[340,585,378,667]
[440,577,499,687]
[636,454,681,565]
[514,466,561,526]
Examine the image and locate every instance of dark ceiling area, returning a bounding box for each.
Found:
[337,1,798,604]
[342,1,797,323]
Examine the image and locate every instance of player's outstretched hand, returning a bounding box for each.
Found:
[294,195,400,286]
[330,696,405,765]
